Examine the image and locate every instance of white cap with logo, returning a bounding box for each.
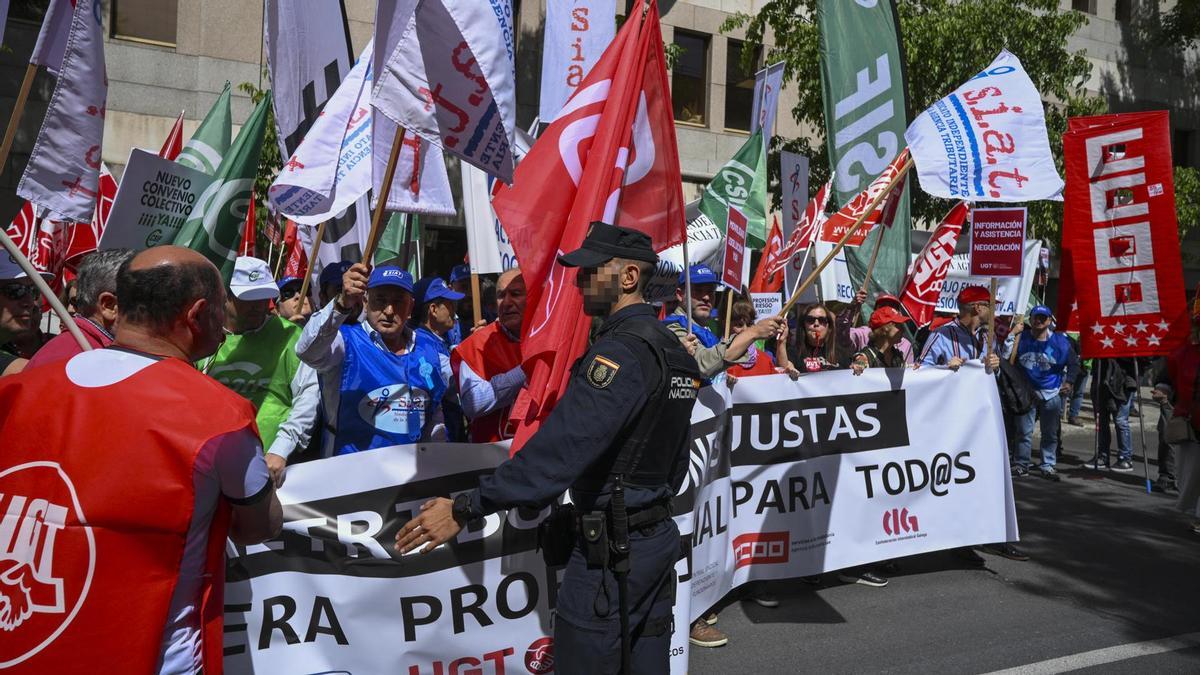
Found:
[229,256,279,301]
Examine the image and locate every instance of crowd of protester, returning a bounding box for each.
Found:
[3,248,1199,653]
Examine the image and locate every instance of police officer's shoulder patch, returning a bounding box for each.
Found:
[586,354,620,389]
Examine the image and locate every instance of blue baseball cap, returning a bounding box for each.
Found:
[1029,304,1053,318]
[679,264,718,286]
[413,276,466,306]
[450,263,471,284]
[277,276,303,290]
[318,261,352,288]
[367,266,415,292]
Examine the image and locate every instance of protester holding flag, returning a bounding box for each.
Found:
[453,268,527,443]
[296,263,450,454]
[0,257,51,376]
[201,257,319,487]
[277,275,314,325]
[0,246,282,672]
[25,248,133,369]
[318,261,353,309]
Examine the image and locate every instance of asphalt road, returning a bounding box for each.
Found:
[690,390,1200,674]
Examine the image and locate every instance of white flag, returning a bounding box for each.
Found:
[538,0,616,121]
[904,50,1064,202]
[17,0,107,223]
[750,61,785,137]
[28,0,71,73]
[372,0,518,182]
[461,164,517,275]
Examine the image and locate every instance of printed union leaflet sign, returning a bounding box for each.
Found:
[98,148,216,251]
[722,206,748,290]
[969,207,1026,277]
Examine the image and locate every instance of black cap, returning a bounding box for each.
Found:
[557,222,658,268]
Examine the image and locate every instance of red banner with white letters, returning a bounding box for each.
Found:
[1059,111,1187,358]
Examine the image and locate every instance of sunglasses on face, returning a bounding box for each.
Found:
[280,286,303,301]
[1031,314,1051,322]
[804,315,830,326]
[0,283,41,302]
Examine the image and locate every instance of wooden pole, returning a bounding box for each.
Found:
[723,289,734,337]
[471,272,482,327]
[985,277,998,359]
[362,125,407,264]
[858,224,886,296]
[0,229,89,352]
[779,157,913,318]
[1008,313,1023,364]
[0,64,37,179]
[297,220,327,306]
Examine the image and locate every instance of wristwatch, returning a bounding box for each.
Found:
[452,492,475,524]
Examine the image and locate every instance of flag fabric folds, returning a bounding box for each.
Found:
[491,0,685,451]
[240,191,257,258]
[750,216,785,293]
[819,150,908,246]
[900,202,969,327]
[177,82,233,175]
[17,0,107,223]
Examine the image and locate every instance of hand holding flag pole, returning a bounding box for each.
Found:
[0,228,90,352]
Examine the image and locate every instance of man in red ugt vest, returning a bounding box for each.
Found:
[0,246,282,674]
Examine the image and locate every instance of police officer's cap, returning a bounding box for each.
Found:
[557,222,658,268]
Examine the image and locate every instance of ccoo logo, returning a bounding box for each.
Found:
[0,462,96,668]
[882,507,919,536]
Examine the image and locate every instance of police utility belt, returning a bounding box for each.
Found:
[537,499,672,569]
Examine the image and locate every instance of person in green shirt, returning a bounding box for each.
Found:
[202,256,319,486]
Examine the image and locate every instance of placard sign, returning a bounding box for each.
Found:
[969,207,1026,277]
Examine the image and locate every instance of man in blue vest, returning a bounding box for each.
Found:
[296,263,452,455]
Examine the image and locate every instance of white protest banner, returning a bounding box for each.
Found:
[750,292,782,320]
[539,0,616,121]
[969,207,1026,277]
[750,61,785,138]
[462,163,517,274]
[904,50,1063,202]
[97,149,215,252]
[224,369,1016,674]
[817,237,1042,316]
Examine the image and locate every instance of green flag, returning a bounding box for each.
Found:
[173,94,271,283]
[818,0,911,315]
[177,81,232,175]
[697,129,769,249]
[375,212,421,276]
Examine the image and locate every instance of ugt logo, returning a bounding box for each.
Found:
[0,462,96,668]
[882,507,919,536]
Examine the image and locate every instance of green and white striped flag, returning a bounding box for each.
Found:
[375,212,421,277]
[177,81,232,175]
[173,94,271,283]
[697,129,769,248]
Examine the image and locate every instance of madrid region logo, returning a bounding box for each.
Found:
[0,462,96,668]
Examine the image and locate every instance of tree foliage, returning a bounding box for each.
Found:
[1164,0,1200,49]
[237,73,282,253]
[724,0,1105,242]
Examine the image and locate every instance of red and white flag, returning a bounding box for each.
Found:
[5,203,69,284]
[159,111,185,160]
[1058,111,1187,358]
[491,0,685,452]
[819,149,909,246]
[17,0,108,223]
[770,178,832,278]
[749,216,785,293]
[900,202,969,327]
[240,191,257,258]
[62,163,117,271]
[283,234,309,280]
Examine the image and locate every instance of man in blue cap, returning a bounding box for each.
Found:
[296,261,452,455]
[1001,304,1079,480]
[663,263,782,378]
[276,275,313,325]
[412,276,467,441]
[317,261,353,310]
[447,263,473,345]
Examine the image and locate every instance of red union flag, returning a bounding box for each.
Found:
[901,202,969,327]
[63,164,117,271]
[820,150,908,246]
[749,216,784,293]
[1059,111,1187,358]
[492,0,685,451]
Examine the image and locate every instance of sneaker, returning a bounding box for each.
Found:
[1083,458,1109,470]
[702,612,719,626]
[1036,466,1062,482]
[1011,464,1029,477]
[1067,416,1084,427]
[1154,477,1178,493]
[751,594,780,608]
[689,620,728,647]
[982,543,1030,561]
[954,547,987,567]
[837,570,888,587]
[800,575,822,585]
[1112,460,1134,472]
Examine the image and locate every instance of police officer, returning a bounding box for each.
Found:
[395,223,701,674]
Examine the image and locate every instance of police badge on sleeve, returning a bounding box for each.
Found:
[586,355,620,389]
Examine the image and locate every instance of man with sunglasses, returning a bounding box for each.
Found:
[277,275,314,325]
[0,255,53,376]
[297,262,452,455]
[1002,305,1079,481]
[202,256,319,487]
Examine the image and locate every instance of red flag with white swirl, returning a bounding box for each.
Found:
[900,201,969,326]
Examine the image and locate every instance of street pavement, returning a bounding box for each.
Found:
[690,390,1200,674]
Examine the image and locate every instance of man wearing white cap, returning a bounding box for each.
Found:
[0,252,53,376]
[201,256,319,486]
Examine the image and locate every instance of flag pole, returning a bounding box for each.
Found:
[1132,358,1153,493]
[0,64,38,179]
[363,125,407,263]
[723,288,733,337]
[857,224,886,297]
[779,157,913,318]
[682,227,694,336]
[985,277,998,360]
[0,229,90,352]
[1008,314,1023,364]
[297,219,327,306]
[471,273,482,327]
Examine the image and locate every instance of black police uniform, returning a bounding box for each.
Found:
[457,224,701,674]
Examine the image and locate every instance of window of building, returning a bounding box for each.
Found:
[1072,0,1097,15]
[724,40,760,133]
[1115,0,1133,22]
[111,0,178,46]
[672,31,709,126]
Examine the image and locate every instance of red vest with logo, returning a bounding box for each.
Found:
[0,351,258,674]
[451,322,523,443]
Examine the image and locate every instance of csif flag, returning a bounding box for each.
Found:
[173,95,272,283]
[900,201,969,326]
[177,82,233,175]
[491,0,686,452]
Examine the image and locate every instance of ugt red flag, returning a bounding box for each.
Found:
[1059,111,1187,358]
[820,149,909,246]
[900,201,969,326]
[491,0,685,452]
[750,216,784,293]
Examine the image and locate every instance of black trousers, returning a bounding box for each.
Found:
[553,519,680,674]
